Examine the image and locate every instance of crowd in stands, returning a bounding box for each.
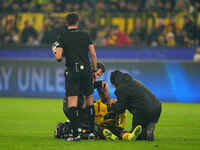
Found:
[0,0,200,48]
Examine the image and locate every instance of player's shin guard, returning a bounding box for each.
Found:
[67,107,81,137]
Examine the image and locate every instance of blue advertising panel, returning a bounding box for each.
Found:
[0,59,200,103]
[0,47,195,60]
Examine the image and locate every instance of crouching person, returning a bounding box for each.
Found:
[106,70,162,141]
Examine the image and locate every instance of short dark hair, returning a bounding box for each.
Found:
[97,62,105,73]
[110,70,132,86]
[110,70,121,85]
[66,13,79,26]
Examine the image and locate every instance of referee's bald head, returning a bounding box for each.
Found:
[66,13,79,26]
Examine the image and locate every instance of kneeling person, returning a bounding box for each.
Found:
[107,70,162,141]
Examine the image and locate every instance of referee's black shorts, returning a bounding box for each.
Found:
[65,71,94,97]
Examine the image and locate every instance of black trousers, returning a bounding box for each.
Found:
[131,103,162,140]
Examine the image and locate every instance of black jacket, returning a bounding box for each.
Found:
[110,71,161,115]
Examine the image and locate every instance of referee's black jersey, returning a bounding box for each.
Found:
[57,28,93,69]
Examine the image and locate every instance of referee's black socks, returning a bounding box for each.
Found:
[87,105,95,132]
[67,107,81,137]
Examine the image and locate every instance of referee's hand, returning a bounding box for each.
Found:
[52,41,59,55]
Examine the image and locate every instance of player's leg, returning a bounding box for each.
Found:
[102,126,124,141]
[102,128,119,141]
[102,125,142,141]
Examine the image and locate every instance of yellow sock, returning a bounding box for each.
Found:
[122,133,130,140]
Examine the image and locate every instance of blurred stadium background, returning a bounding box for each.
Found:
[0,0,200,149]
[0,0,200,102]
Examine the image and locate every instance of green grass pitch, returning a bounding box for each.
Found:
[0,98,200,150]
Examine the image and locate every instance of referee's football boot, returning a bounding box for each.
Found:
[127,125,142,141]
[102,129,118,141]
[65,135,81,142]
[65,128,82,142]
[80,128,97,140]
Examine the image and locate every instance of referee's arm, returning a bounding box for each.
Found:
[89,44,97,71]
[53,47,63,61]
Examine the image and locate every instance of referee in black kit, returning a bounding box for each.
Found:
[52,13,97,141]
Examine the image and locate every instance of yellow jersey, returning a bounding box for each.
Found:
[94,100,126,129]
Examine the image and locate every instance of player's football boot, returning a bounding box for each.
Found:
[54,122,65,138]
[102,129,118,141]
[127,125,142,141]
